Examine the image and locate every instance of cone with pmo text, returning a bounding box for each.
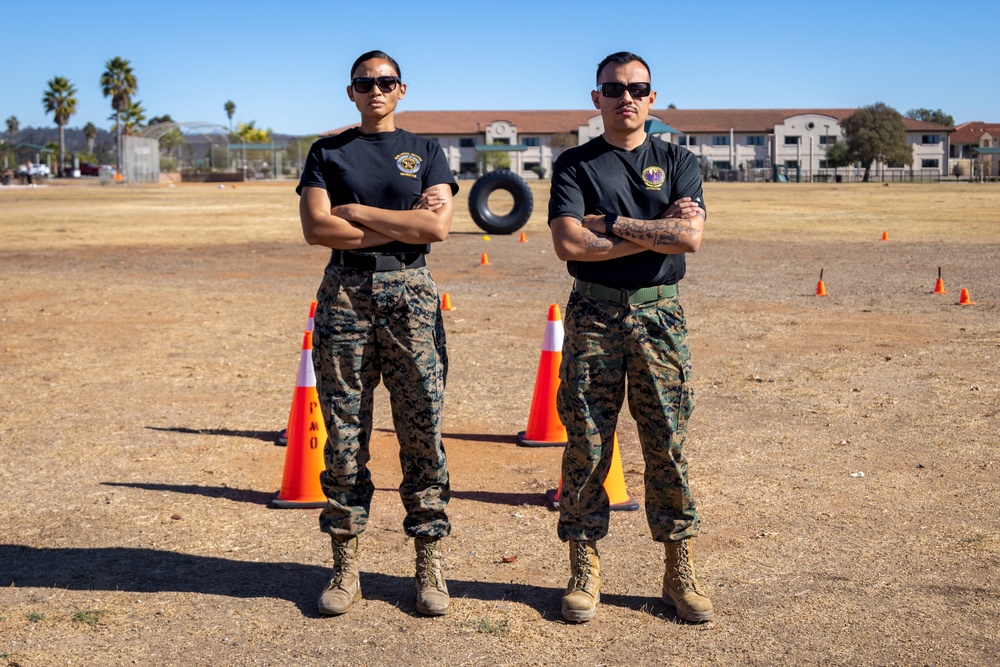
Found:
[545,433,639,511]
[815,269,828,297]
[278,301,318,446]
[273,330,328,508]
[932,267,947,294]
[957,288,975,306]
[517,304,567,447]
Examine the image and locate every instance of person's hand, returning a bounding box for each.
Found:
[581,213,607,234]
[412,190,447,211]
[330,203,358,220]
[663,197,703,220]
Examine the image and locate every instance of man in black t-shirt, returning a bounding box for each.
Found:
[548,52,714,624]
[298,50,458,618]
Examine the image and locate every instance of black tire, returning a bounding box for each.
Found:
[468,169,533,234]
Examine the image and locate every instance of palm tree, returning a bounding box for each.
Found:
[42,76,78,176]
[108,101,147,138]
[5,115,18,145]
[100,56,138,174]
[224,100,236,132]
[83,122,98,154]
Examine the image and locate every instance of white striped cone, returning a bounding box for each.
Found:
[517,304,568,447]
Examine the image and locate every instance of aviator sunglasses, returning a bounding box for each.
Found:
[351,76,401,94]
[597,82,652,99]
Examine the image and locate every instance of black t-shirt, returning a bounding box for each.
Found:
[296,127,459,254]
[548,134,705,288]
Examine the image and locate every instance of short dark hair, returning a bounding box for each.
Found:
[350,50,401,80]
[595,52,650,84]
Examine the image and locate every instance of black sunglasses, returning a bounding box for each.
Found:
[351,76,400,94]
[597,82,652,99]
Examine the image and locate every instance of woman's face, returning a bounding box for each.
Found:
[347,58,406,120]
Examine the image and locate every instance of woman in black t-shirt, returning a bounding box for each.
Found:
[297,50,458,618]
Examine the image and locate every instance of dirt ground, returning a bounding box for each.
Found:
[1,180,998,666]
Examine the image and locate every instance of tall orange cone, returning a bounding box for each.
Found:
[933,267,947,294]
[815,269,828,297]
[957,288,975,305]
[519,232,528,243]
[440,292,454,311]
[881,231,889,241]
[479,252,491,266]
[545,434,639,511]
[278,301,318,446]
[272,331,328,508]
[517,304,567,447]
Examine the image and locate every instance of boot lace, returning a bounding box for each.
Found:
[417,544,444,589]
[331,541,356,587]
[671,541,699,593]
[571,542,594,591]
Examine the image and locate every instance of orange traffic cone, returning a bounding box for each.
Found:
[272,331,328,508]
[815,269,828,297]
[517,304,567,447]
[932,267,947,294]
[278,301,318,446]
[519,232,528,243]
[440,292,454,311]
[479,253,491,266]
[545,434,639,511]
[881,231,889,241]
[957,288,975,305]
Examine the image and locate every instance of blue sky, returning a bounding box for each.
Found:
[4,0,997,137]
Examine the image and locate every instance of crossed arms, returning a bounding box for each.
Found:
[549,197,705,262]
[299,184,454,249]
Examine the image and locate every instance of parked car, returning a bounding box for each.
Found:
[16,164,51,177]
[79,162,99,176]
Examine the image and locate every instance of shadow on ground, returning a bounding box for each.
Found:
[0,545,659,619]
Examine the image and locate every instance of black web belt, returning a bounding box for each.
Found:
[574,279,678,305]
[333,250,426,272]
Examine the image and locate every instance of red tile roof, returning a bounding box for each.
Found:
[950,121,1000,145]
[321,108,954,136]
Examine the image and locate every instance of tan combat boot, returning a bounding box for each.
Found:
[662,539,714,622]
[561,540,601,622]
[414,536,449,616]
[317,535,362,615]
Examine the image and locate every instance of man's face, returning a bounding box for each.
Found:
[592,60,656,136]
[347,58,406,119]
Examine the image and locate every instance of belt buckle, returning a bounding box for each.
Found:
[616,287,631,305]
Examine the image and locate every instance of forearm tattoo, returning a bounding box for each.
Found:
[615,216,701,247]
[577,221,628,250]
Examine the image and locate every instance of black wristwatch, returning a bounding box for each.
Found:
[604,212,618,236]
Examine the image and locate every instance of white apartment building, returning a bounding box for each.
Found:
[323,109,955,181]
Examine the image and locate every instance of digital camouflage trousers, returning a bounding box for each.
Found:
[556,288,699,543]
[313,264,450,539]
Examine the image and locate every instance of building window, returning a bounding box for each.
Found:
[785,160,800,168]
[887,161,906,169]
[819,135,837,145]
[921,159,940,168]
[751,159,765,168]
[746,136,764,146]
[712,135,730,146]
[678,136,696,146]
[714,161,732,170]
[784,136,800,145]
[459,138,476,148]
[819,160,829,169]
[922,135,941,145]
[493,137,511,145]
[522,137,540,146]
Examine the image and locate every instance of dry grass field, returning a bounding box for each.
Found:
[1,179,998,666]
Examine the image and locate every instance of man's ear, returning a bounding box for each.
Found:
[591,89,600,109]
[347,85,355,102]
